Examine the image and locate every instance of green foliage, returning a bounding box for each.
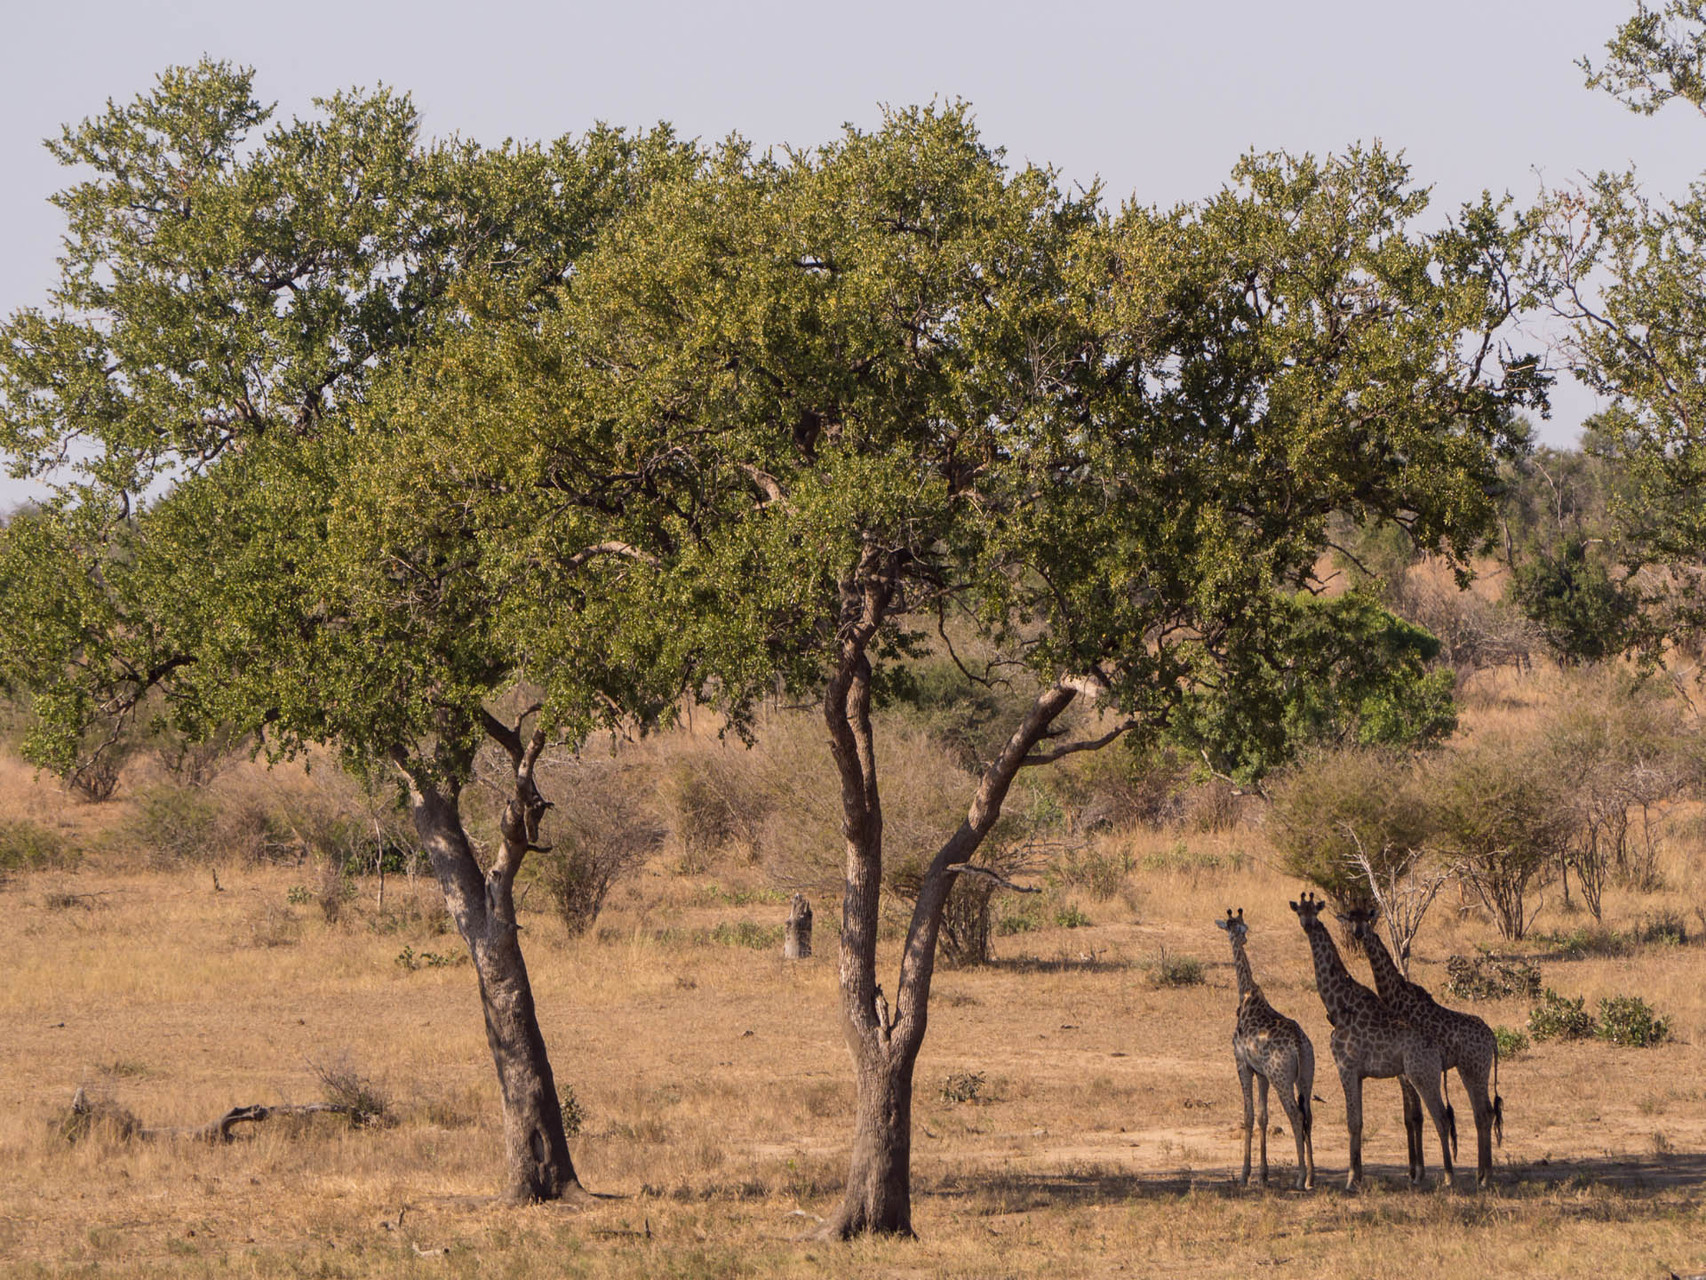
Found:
[1148,948,1205,987]
[1583,1,1706,116]
[1596,994,1672,1047]
[0,819,73,874]
[557,1085,586,1139]
[394,946,465,971]
[1528,989,1598,1041]
[1537,925,1631,960]
[1444,954,1543,1002]
[1268,747,1433,907]
[1508,535,1645,665]
[1053,904,1092,929]
[1172,591,1459,785]
[1425,736,1573,939]
[1493,1026,1530,1057]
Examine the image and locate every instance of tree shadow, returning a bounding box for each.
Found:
[921,1151,1706,1213]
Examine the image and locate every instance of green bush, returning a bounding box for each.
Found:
[1537,925,1631,960]
[1052,846,1134,901]
[1528,989,1597,1042]
[1426,738,1573,940]
[1149,949,1205,987]
[1269,747,1432,907]
[1596,995,1671,1047]
[1053,904,1092,929]
[1635,910,1688,947]
[1493,1026,1530,1057]
[0,819,72,873]
[1444,954,1543,1001]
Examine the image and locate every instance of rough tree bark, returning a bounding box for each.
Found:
[396,714,580,1204]
[817,549,1098,1237]
[784,892,814,958]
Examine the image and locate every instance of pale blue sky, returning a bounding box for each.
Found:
[3,0,1700,506]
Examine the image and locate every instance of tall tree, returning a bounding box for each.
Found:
[0,60,692,1202]
[1537,3,1706,625]
[387,114,1544,1235]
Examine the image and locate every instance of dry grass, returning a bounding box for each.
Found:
[4,680,1706,1277]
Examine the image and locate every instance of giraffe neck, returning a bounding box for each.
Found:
[1302,918,1361,1018]
[1227,933,1260,1003]
[1359,926,1406,1002]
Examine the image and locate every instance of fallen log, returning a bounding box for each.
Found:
[63,1088,357,1143]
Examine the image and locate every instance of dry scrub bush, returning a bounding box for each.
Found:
[1395,560,1537,677]
[1268,746,1433,909]
[1542,673,1700,914]
[530,754,666,936]
[121,762,421,873]
[1425,735,1573,939]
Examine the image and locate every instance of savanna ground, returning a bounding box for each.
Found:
[2,667,1705,1279]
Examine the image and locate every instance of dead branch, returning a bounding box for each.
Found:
[1340,825,1446,974]
[62,1088,359,1143]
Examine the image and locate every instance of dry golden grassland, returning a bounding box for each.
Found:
[3,680,1706,1278]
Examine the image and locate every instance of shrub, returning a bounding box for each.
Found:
[1528,989,1597,1042]
[310,1055,390,1129]
[1492,1026,1529,1057]
[1052,845,1134,901]
[1596,995,1671,1047]
[1149,948,1205,987]
[1054,904,1092,929]
[940,1071,987,1104]
[558,1084,586,1139]
[1537,925,1630,960]
[1543,673,1698,914]
[1425,737,1573,939]
[1444,954,1543,1001]
[0,819,71,874]
[1269,747,1433,908]
[1635,909,1688,948]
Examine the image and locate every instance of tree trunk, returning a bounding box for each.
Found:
[405,766,579,1204]
[784,892,813,958]
[828,1040,916,1236]
[817,567,1091,1237]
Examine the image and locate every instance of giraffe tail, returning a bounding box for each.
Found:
[1492,1041,1504,1147]
[1442,1071,1458,1161]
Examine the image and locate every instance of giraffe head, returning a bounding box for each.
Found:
[1338,904,1379,943]
[1215,906,1248,943]
[1289,891,1327,929]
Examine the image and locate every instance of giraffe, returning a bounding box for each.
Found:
[1341,906,1503,1187]
[1289,892,1456,1190]
[1216,907,1316,1189]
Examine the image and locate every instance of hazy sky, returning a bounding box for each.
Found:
[3,0,1701,504]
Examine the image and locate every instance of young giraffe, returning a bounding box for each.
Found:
[1289,892,1456,1190]
[1342,906,1503,1188]
[1217,907,1316,1189]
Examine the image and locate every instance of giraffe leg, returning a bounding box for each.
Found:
[1462,1062,1495,1188]
[1237,1059,1255,1187]
[1410,1069,1456,1190]
[1399,1076,1424,1183]
[1340,1068,1365,1192]
[1256,1073,1271,1186]
[1273,1070,1311,1191]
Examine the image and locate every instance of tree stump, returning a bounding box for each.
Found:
[784,893,813,959]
